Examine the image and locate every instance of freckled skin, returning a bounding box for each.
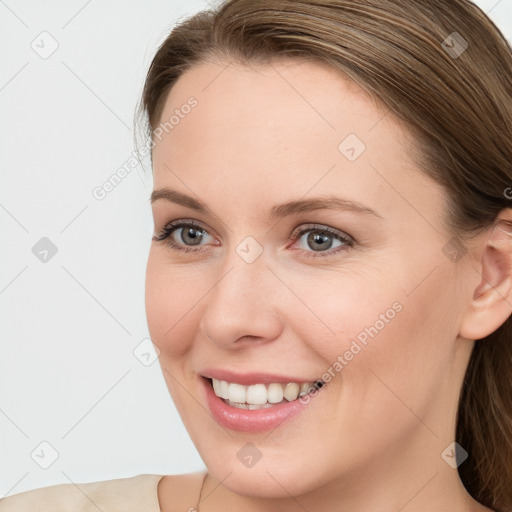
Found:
[147,59,494,512]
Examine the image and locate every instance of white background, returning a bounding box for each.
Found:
[1,0,511,498]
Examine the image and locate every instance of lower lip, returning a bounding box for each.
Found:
[201,377,323,432]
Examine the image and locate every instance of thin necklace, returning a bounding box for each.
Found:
[196,472,208,511]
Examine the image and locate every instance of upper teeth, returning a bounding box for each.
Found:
[211,378,322,405]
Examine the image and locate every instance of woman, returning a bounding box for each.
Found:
[2,0,512,510]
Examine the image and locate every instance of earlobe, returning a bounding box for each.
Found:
[459,216,512,341]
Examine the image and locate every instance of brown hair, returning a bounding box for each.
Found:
[139,1,512,509]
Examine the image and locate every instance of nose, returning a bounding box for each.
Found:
[200,253,283,349]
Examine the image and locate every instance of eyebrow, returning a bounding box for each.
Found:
[150,187,383,220]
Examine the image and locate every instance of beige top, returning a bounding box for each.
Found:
[0,474,165,512]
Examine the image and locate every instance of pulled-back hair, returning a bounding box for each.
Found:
[140,1,512,509]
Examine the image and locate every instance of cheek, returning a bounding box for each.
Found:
[276,262,403,356]
[325,266,458,434]
[146,244,456,382]
[145,249,204,358]
[295,258,456,405]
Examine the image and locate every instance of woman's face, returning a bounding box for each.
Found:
[146,58,477,499]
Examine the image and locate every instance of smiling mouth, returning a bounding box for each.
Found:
[206,377,325,410]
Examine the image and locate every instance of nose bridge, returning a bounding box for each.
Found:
[200,238,281,345]
[212,236,270,309]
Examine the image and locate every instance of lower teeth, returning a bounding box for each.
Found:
[223,399,280,409]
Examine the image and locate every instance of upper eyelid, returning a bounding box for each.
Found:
[167,219,215,237]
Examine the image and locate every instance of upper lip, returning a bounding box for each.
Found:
[200,368,323,386]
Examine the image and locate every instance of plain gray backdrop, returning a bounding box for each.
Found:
[1,0,511,498]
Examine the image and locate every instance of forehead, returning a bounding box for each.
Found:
[154,57,387,148]
[151,58,446,228]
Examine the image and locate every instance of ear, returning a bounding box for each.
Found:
[459,211,512,341]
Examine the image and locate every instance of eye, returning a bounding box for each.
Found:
[153,220,354,258]
[152,220,216,253]
[288,224,354,258]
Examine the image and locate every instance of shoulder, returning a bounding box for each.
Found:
[0,474,165,512]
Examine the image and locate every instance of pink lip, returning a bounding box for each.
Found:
[201,377,324,432]
[200,368,323,386]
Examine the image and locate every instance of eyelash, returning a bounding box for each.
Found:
[152,220,355,258]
